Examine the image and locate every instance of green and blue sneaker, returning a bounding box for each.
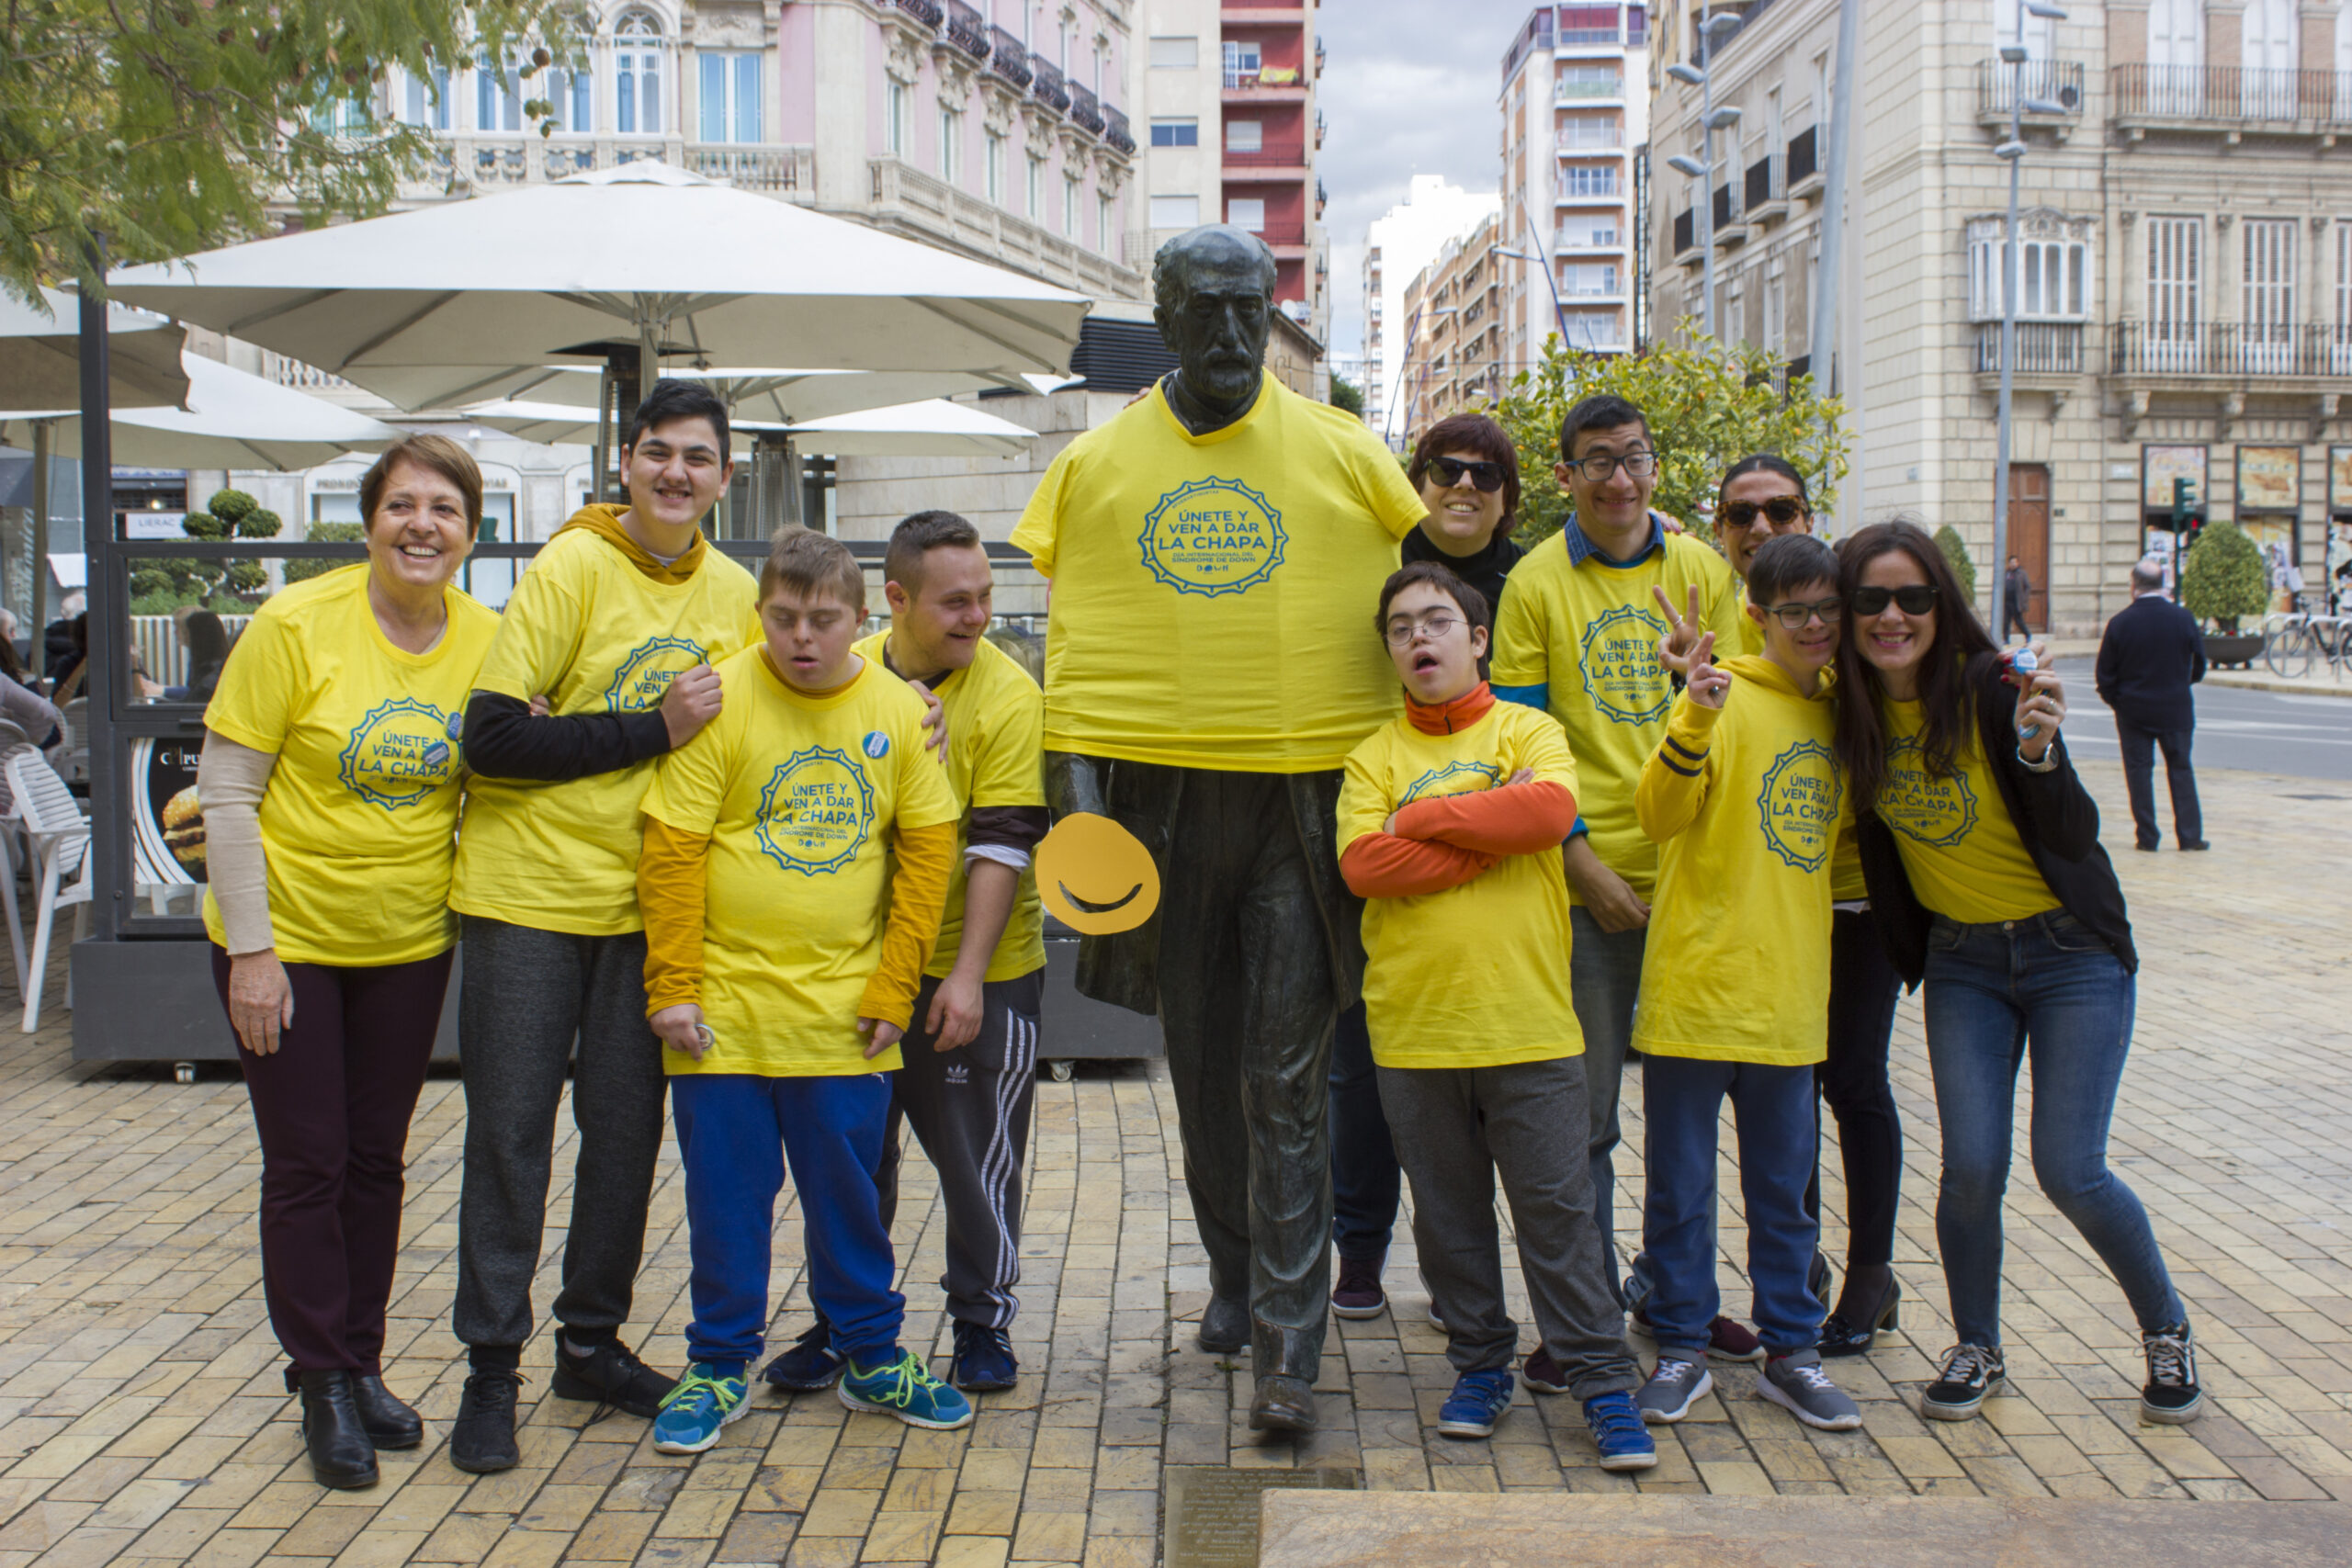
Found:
[650,1362,750,1454]
[838,1349,975,1430]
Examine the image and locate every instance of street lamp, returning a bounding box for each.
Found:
[1665,9,1747,340]
[1989,1,2071,637]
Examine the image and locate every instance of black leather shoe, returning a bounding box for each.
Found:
[1807,1250,1835,1309]
[1818,1278,1902,1359]
[297,1371,380,1489]
[1247,1373,1317,1433]
[2180,840,2210,851]
[1197,1295,1250,1355]
[349,1373,423,1450]
[550,1335,675,1419]
[449,1370,524,1473]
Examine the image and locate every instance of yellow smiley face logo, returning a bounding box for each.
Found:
[1035,813,1162,935]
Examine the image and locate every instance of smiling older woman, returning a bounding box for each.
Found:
[197,434,501,1490]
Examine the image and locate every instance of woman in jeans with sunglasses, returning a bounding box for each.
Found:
[1832,520,2200,1427]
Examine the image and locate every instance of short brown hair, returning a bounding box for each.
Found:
[883,510,983,598]
[1408,413,1521,539]
[359,434,484,537]
[759,526,865,615]
[1374,559,1491,646]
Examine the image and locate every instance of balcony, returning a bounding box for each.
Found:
[1555,171,1623,203]
[2110,64,2352,139]
[1224,66,1308,96]
[1977,58,2085,121]
[1556,127,1625,153]
[1031,54,1069,114]
[1225,138,1308,169]
[1069,83,1105,138]
[1785,126,1821,198]
[1672,208,1697,261]
[1712,183,1746,246]
[1554,228,1625,253]
[1555,78,1624,106]
[1239,221,1308,248]
[867,155,1146,300]
[1104,105,1135,156]
[890,0,943,27]
[1744,155,1787,226]
[941,0,989,61]
[1555,4,1627,48]
[410,134,815,201]
[684,142,817,196]
[1973,321,2085,385]
[2109,321,2352,380]
[987,26,1032,89]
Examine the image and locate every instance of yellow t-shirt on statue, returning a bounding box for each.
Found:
[201,563,499,966]
[451,513,760,935]
[1873,698,2059,924]
[1010,372,1428,773]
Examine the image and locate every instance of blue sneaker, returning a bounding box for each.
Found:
[763,1319,845,1392]
[950,1322,1020,1393]
[650,1363,750,1455]
[1582,1390,1659,1472]
[1435,1367,1515,1439]
[838,1349,975,1430]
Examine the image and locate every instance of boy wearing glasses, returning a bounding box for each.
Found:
[1489,394,1742,1357]
[1337,561,1654,1468]
[1627,534,1861,1432]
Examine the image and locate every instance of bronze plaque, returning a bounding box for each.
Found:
[1165,1466,1360,1568]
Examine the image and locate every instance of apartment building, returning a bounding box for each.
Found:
[1398,212,1510,434]
[1648,0,2352,635]
[1362,176,1504,438]
[1498,3,1653,378]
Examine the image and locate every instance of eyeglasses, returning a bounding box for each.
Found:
[1564,449,1658,482]
[1382,613,1465,648]
[1719,496,1809,529]
[1849,584,1939,616]
[1764,597,1846,631]
[1426,457,1506,493]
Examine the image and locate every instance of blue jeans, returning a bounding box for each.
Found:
[671,1072,904,1372]
[1923,912,2184,1348]
[1328,1002,1401,1264]
[1569,907,1645,1300]
[1640,1055,1823,1355]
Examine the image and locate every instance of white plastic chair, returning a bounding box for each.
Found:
[6,750,92,1032]
[0,740,38,995]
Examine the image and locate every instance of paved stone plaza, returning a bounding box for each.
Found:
[0,757,2346,1567]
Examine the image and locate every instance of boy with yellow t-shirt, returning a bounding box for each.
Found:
[1627,534,1862,1434]
[636,528,965,1452]
[1337,561,1654,1470]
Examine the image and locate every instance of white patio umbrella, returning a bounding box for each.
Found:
[756,400,1041,458]
[467,365,1026,423]
[103,164,1091,414]
[0,352,405,471]
[0,288,190,411]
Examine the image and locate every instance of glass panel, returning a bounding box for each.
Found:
[701,53,726,141]
[736,53,761,142]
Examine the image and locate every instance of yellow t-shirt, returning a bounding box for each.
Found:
[1010,372,1428,773]
[201,564,499,966]
[1336,702,1583,1070]
[1489,527,1740,900]
[640,650,961,1077]
[1633,656,1846,1065]
[450,515,761,935]
[1730,584,1769,658]
[1874,698,2059,924]
[854,630,1046,982]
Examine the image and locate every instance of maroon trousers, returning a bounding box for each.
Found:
[209,946,452,1379]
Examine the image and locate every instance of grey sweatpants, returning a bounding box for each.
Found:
[453,915,669,1351]
[877,970,1044,1330]
[1376,1055,1640,1401]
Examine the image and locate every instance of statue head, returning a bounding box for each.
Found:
[1152,225,1277,414]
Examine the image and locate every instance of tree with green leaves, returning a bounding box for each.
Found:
[2179,519,2269,634]
[1329,372,1364,419]
[2,0,574,302]
[1934,525,1977,604]
[1488,328,1848,547]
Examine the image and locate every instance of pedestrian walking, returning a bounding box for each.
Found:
[2001,555,2033,643]
[2096,558,2207,852]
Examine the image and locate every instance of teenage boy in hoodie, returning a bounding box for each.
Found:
[1337,560,1654,1469]
[1627,534,1862,1434]
[444,380,760,1472]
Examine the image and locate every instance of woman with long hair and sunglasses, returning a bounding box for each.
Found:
[1833,520,2201,1427]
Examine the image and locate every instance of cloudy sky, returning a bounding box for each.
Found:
[1317,1,1537,365]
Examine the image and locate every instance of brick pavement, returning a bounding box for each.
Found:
[0,757,2346,1567]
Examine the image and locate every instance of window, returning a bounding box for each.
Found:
[1227,119,1262,153]
[1999,0,2056,59]
[1564,263,1620,298]
[1026,153,1045,219]
[2149,0,2203,114]
[1064,174,1081,239]
[477,57,521,132]
[313,96,370,135]
[1966,223,2089,321]
[2339,222,2352,331]
[1098,194,1114,253]
[1559,164,1619,198]
[885,80,909,156]
[616,14,663,134]
[2146,217,2203,366]
[1150,118,1199,147]
[1150,194,1200,228]
[1222,39,1261,89]
[1227,197,1266,231]
[937,106,963,182]
[402,66,452,130]
[698,52,761,143]
[1765,273,1785,351]
[1556,64,1620,99]
[2244,218,2297,366]
[548,65,593,133]
[1149,35,1197,70]
[985,130,1006,205]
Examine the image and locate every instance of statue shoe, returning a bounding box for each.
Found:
[1247,1373,1318,1433]
[1197,1295,1250,1355]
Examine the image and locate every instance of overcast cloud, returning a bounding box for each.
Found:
[1317,1,1535,366]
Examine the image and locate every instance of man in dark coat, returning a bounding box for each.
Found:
[2096,558,2208,852]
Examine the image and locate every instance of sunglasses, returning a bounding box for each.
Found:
[1849,584,1939,616]
[1719,496,1809,529]
[1427,457,1506,493]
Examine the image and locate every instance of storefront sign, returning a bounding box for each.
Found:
[2142,445,2206,513]
[2236,446,2301,513]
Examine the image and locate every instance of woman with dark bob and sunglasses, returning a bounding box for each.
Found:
[1833,520,2201,1428]
[1399,412,1525,610]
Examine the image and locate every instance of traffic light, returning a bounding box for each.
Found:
[2173,478,2204,552]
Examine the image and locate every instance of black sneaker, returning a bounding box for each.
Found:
[449,1370,524,1473]
[1920,1343,2005,1423]
[949,1322,1020,1393]
[763,1319,847,1392]
[550,1336,675,1419]
[2141,1323,2203,1425]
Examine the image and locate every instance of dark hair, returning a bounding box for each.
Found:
[626,378,731,457]
[1747,535,1839,611]
[759,525,865,614]
[1374,560,1492,650]
[1408,414,1521,540]
[1833,519,1999,809]
[1558,393,1649,462]
[360,434,485,537]
[1718,452,1811,511]
[883,510,984,598]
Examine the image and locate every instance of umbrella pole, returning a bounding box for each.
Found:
[638,323,660,409]
[591,366,611,509]
[29,420,51,669]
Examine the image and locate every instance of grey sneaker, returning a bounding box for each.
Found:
[1758,1348,1862,1431]
[1634,1352,1713,1424]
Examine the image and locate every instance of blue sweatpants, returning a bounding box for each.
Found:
[671,1073,904,1372]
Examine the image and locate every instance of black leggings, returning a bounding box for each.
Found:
[1804,908,1905,1269]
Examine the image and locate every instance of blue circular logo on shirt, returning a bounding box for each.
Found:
[863,730,890,760]
[1577,603,1671,726]
[1877,737,1978,848]
[755,747,876,876]
[1756,739,1841,873]
[605,635,708,713]
[1138,477,1287,597]
[339,698,462,811]
[1399,759,1501,805]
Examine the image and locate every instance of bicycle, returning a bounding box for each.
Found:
[2268,613,2352,681]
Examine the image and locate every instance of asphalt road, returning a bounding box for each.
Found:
[2062,678,2352,783]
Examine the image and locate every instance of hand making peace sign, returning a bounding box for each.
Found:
[1653,582,1709,679]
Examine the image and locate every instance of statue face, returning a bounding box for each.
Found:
[1155,235,1272,409]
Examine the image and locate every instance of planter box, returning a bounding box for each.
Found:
[2202,633,2263,669]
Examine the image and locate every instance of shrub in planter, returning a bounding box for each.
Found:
[1933,524,1977,604]
[2180,520,2269,634]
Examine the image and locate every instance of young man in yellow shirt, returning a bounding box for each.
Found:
[1338,561,1654,1469]
[1488,394,1745,1350]
[1628,534,1861,1432]
[446,381,759,1471]
[768,512,1048,1396]
[638,528,966,1451]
